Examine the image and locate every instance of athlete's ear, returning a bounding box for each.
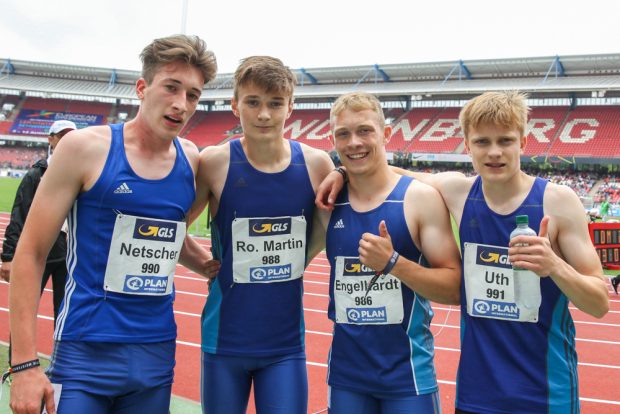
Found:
[136,78,146,100]
[520,134,527,154]
[328,131,335,148]
[463,136,471,154]
[286,97,294,120]
[231,97,240,118]
[383,125,392,145]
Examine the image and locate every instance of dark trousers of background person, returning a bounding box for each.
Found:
[8,259,67,365]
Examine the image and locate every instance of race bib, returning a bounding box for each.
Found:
[334,256,403,325]
[104,214,185,296]
[463,242,539,323]
[231,216,306,283]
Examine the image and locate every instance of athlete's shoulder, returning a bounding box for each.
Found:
[200,141,230,162]
[197,142,231,182]
[55,125,111,159]
[407,178,444,204]
[435,170,473,185]
[176,136,199,168]
[177,136,199,155]
[299,142,334,177]
[543,181,582,214]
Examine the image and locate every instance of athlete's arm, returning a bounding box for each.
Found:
[315,167,345,211]
[307,209,330,263]
[359,183,461,305]
[301,145,333,262]
[509,184,609,318]
[301,144,336,193]
[179,235,220,279]
[9,128,107,414]
[187,144,229,225]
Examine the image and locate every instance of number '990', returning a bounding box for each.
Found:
[142,263,160,273]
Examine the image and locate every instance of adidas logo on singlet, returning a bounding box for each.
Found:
[114,182,133,194]
[234,177,248,187]
[333,219,345,229]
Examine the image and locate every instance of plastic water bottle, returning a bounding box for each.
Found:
[510,215,541,309]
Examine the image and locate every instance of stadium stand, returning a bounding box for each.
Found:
[283,109,332,151]
[0,146,47,169]
[0,121,12,134]
[1,55,620,210]
[547,106,620,158]
[65,100,113,117]
[21,97,68,111]
[181,111,240,148]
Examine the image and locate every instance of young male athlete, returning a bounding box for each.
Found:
[189,56,334,413]
[312,91,460,413]
[8,35,219,414]
[317,91,609,413]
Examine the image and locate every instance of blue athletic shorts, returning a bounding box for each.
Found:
[328,386,442,414]
[47,340,175,414]
[201,350,307,414]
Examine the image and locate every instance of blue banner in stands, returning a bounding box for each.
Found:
[10,110,104,136]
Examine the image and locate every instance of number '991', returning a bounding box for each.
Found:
[486,288,504,300]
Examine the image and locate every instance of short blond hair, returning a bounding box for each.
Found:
[234,56,295,100]
[140,34,217,85]
[459,91,529,138]
[330,92,385,127]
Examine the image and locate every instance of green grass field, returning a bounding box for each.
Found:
[0,177,21,213]
[0,177,211,237]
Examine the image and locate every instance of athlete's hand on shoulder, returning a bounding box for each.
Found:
[359,221,393,273]
[10,367,56,414]
[315,169,345,211]
[508,216,559,277]
[0,261,10,282]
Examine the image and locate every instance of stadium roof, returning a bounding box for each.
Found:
[1,53,620,103]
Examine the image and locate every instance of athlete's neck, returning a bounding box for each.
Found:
[481,171,535,215]
[124,117,176,154]
[347,164,400,212]
[240,136,290,173]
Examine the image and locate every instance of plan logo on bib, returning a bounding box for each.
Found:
[250,264,292,282]
[475,245,511,269]
[472,299,520,319]
[346,307,387,323]
[133,219,177,242]
[249,218,291,237]
[123,275,169,294]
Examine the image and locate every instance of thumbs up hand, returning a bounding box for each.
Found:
[508,216,555,277]
[359,220,395,273]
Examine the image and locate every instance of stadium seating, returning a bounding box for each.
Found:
[0,121,12,134]
[546,106,620,158]
[65,100,113,117]
[22,97,68,111]
[0,146,47,169]
[181,111,240,148]
[284,109,332,151]
[523,106,569,157]
[3,95,620,161]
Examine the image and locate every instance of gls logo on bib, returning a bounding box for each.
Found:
[133,219,177,242]
[343,258,375,276]
[249,218,291,237]
[475,245,511,269]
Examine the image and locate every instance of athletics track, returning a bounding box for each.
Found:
[0,212,619,413]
